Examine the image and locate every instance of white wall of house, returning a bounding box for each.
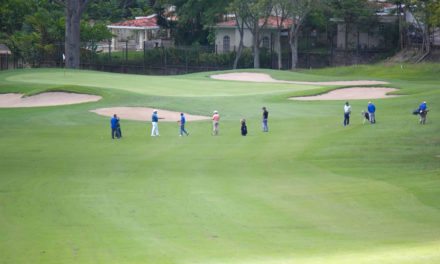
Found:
[215,27,280,54]
[110,28,167,51]
[215,28,236,53]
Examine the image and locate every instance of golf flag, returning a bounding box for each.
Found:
[62,53,65,61]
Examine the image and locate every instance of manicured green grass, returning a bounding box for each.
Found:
[0,64,439,264]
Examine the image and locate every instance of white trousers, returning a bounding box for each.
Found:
[151,122,159,136]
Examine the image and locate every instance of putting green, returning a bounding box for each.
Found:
[0,64,439,264]
[4,69,318,97]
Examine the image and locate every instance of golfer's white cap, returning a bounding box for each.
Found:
[153,109,157,113]
[213,110,218,114]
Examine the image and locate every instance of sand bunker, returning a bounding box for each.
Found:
[90,107,210,122]
[291,87,399,101]
[211,72,389,86]
[0,92,101,108]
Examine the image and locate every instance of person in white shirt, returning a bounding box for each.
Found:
[344,101,351,126]
[151,110,159,136]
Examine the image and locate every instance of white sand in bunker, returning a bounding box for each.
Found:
[211,72,389,86]
[0,92,102,108]
[90,107,210,122]
[291,87,399,101]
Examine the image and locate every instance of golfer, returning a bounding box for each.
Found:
[367,101,376,124]
[418,101,428,124]
[262,107,269,132]
[241,119,248,136]
[151,110,160,136]
[212,110,220,135]
[178,113,189,136]
[110,114,121,139]
[343,101,351,126]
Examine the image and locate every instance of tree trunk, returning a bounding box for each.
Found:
[398,2,404,50]
[423,25,430,54]
[356,29,360,65]
[344,23,349,51]
[65,0,90,69]
[253,27,260,68]
[233,20,245,70]
[233,32,244,69]
[277,30,282,69]
[344,23,350,65]
[65,0,81,68]
[290,28,299,69]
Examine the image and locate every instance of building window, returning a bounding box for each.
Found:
[262,36,270,49]
[223,35,230,52]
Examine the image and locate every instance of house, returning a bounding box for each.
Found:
[213,16,294,54]
[107,14,173,51]
[334,2,398,50]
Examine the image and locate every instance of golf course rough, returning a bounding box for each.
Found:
[0,65,439,264]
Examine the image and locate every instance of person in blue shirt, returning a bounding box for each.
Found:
[418,101,428,124]
[151,110,160,136]
[367,101,376,124]
[178,113,189,136]
[418,101,427,112]
[110,114,121,139]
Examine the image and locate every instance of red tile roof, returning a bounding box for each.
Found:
[216,16,294,29]
[109,15,160,29]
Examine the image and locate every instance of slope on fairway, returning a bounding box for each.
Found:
[3,69,317,97]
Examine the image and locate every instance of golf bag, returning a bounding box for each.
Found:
[116,125,122,138]
[364,112,370,120]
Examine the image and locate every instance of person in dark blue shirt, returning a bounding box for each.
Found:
[178,113,189,136]
[241,119,248,136]
[367,101,376,124]
[110,114,121,139]
[262,107,269,132]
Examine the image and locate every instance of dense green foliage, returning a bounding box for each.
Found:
[0,0,148,64]
[154,0,229,45]
[0,64,439,263]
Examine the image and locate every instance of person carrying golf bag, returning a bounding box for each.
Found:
[111,114,121,139]
[413,101,429,125]
[367,101,376,124]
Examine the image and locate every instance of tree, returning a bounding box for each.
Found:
[155,0,229,45]
[229,0,247,69]
[272,0,291,69]
[286,0,314,69]
[57,0,93,69]
[81,21,113,52]
[403,0,440,59]
[430,1,440,27]
[241,0,273,68]
[0,0,32,37]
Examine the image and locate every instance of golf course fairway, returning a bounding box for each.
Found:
[0,64,439,264]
